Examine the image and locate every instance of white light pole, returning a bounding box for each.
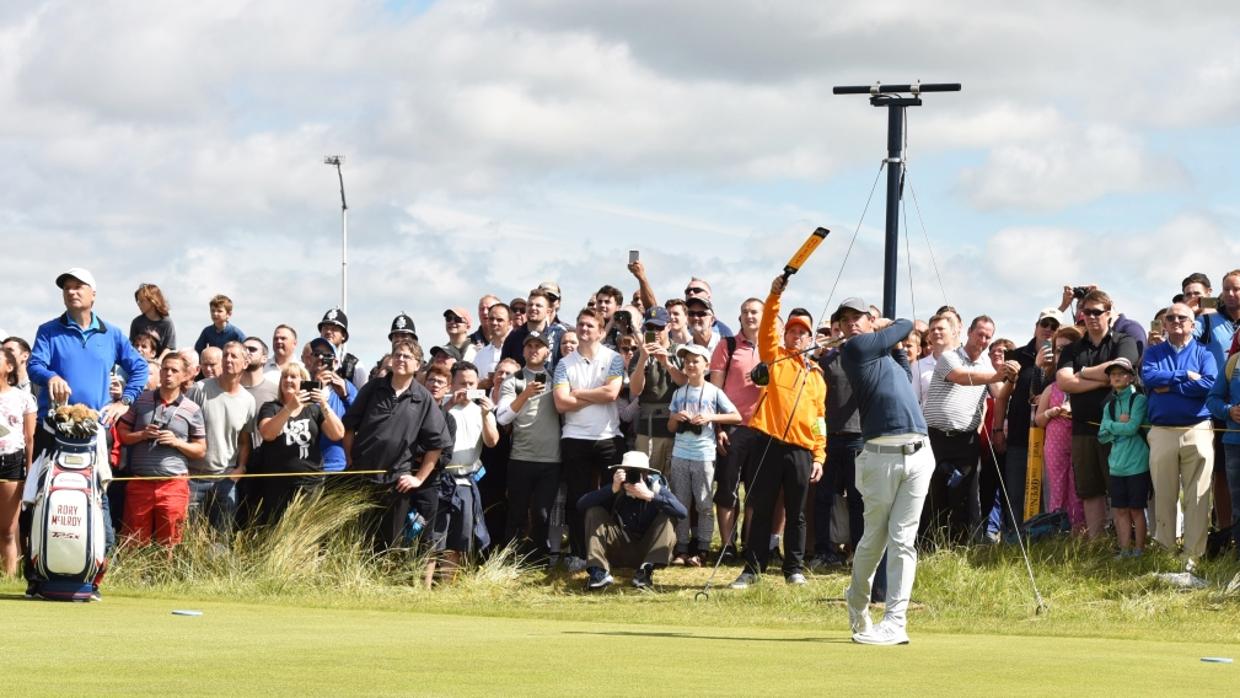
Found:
[324,155,348,315]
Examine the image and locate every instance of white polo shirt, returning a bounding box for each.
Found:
[553,346,626,440]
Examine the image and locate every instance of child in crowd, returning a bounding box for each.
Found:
[193,294,246,353]
[1097,358,1150,557]
[666,344,740,565]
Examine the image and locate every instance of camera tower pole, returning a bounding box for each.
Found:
[832,82,960,319]
[324,155,348,317]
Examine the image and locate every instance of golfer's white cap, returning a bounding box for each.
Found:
[56,267,97,291]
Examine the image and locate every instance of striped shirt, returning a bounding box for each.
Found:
[923,348,988,432]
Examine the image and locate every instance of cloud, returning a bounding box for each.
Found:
[957,124,1187,211]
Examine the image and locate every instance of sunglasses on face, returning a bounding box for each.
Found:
[1080,308,1107,318]
[1038,319,1059,330]
[685,287,707,296]
[244,345,262,353]
[687,311,709,318]
[1163,314,1192,323]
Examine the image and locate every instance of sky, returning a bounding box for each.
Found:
[3,1,1240,364]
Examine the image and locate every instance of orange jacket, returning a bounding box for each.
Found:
[748,290,827,463]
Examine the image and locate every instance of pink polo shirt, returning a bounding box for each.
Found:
[710,332,762,424]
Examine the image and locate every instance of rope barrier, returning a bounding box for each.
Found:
[109,468,390,482]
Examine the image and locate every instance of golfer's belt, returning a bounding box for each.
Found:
[863,439,926,456]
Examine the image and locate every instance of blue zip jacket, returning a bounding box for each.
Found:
[1206,355,1240,446]
[1139,340,1216,426]
[28,312,149,415]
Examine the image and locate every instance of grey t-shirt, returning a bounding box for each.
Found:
[498,368,561,463]
[188,378,257,474]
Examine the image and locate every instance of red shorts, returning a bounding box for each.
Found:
[123,478,190,547]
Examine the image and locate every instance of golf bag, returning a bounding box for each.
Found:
[28,434,108,601]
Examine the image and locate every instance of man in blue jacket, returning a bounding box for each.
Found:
[24,266,148,595]
[1141,302,1217,570]
[576,451,686,591]
[29,268,148,432]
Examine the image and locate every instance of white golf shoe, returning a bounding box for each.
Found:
[851,621,909,646]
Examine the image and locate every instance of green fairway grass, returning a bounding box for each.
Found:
[0,593,1236,697]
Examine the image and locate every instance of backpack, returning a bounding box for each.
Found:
[1105,389,1148,446]
[719,335,739,385]
[1004,510,1071,544]
[29,433,108,601]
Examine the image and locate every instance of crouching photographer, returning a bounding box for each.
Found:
[576,451,687,591]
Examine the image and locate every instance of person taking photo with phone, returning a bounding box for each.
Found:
[255,363,344,523]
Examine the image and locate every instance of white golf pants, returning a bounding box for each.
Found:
[847,436,934,630]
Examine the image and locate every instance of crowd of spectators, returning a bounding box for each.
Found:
[3,262,1240,598]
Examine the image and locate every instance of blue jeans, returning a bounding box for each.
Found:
[189,477,238,534]
[1225,443,1240,550]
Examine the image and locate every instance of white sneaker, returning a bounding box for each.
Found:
[844,587,872,635]
[852,621,909,646]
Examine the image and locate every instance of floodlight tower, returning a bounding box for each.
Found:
[324,155,348,314]
[832,82,960,319]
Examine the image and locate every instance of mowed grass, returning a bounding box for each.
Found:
[0,593,1237,697]
[8,491,1240,695]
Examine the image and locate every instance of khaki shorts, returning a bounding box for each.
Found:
[1070,434,1110,499]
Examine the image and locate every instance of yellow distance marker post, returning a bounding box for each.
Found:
[1024,425,1045,522]
[781,227,830,282]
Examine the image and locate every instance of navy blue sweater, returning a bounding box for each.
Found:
[840,319,927,440]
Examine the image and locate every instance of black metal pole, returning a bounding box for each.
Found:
[882,105,904,320]
[834,81,959,320]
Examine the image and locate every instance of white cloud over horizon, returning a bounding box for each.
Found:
[2,1,1239,362]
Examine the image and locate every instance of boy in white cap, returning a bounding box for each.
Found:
[667,343,740,565]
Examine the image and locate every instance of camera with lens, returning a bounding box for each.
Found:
[613,310,632,332]
[1071,286,1089,300]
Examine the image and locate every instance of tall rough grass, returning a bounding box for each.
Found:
[106,489,530,600]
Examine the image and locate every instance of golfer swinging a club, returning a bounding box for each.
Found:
[837,298,932,645]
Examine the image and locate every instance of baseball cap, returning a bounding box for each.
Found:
[685,296,713,312]
[834,297,869,318]
[537,281,561,300]
[1037,308,1064,325]
[1105,357,1135,375]
[785,315,813,334]
[523,331,550,347]
[643,306,669,328]
[676,344,712,361]
[56,267,97,291]
[308,337,335,356]
[443,307,472,325]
